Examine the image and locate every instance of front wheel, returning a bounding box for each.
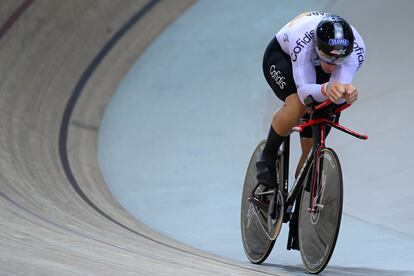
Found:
[298,148,343,274]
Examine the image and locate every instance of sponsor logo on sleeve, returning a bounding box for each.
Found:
[353,41,365,69]
[269,65,286,89]
[290,30,315,62]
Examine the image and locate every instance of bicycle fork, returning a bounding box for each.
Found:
[308,125,326,213]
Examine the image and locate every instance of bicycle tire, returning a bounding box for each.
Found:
[298,148,343,274]
[240,141,284,264]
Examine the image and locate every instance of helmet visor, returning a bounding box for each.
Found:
[316,48,349,65]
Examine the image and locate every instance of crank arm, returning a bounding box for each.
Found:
[248,196,269,213]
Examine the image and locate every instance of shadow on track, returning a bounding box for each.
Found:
[261,263,414,276]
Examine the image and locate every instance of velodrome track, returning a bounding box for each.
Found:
[99,1,414,275]
[2,1,414,275]
[0,1,288,275]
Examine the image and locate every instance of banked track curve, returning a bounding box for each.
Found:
[0,0,287,275]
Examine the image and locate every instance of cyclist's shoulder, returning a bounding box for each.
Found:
[277,11,326,49]
[343,27,366,70]
[285,11,329,30]
[351,26,366,49]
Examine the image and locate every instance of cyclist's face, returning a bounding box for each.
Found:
[320,61,337,74]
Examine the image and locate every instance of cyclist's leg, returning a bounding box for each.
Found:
[258,38,306,188]
[296,137,313,178]
[295,111,342,178]
[272,94,307,135]
[295,117,341,178]
[258,95,307,188]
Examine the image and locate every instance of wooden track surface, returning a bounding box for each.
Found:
[0,1,287,275]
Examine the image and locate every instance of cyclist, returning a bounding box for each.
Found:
[257,12,366,190]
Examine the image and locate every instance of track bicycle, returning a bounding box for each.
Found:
[240,96,368,274]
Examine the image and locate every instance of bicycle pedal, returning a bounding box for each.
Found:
[248,196,269,213]
[255,190,274,196]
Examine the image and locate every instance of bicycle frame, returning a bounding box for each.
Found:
[281,99,368,216]
[242,98,368,270]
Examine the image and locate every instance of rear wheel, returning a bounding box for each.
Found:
[240,141,284,264]
[298,148,343,274]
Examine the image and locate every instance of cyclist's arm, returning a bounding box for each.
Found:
[291,49,328,104]
[327,52,364,103]
[326,29,366,103]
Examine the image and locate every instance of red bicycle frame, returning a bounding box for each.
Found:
[292,99,368,212]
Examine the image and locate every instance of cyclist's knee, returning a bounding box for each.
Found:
[300,137,313,156]
[284,93,307,116]
[271,93,307,135]
[275,94,306,121]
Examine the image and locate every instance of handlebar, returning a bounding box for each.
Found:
[314,99,351,113]
[293,118,368,140]
[295,98,368,140]
[314,99,333,111]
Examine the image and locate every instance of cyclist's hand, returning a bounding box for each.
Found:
[343,84,358,104]
[325,82,346,102]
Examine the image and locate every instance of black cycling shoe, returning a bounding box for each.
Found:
[255,158,277,189]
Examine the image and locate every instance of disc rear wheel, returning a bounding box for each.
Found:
[240,141,284,264]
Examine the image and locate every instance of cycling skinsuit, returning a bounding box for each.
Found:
[262,11,366,137]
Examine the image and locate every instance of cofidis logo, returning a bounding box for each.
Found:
[290,30,315,62]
